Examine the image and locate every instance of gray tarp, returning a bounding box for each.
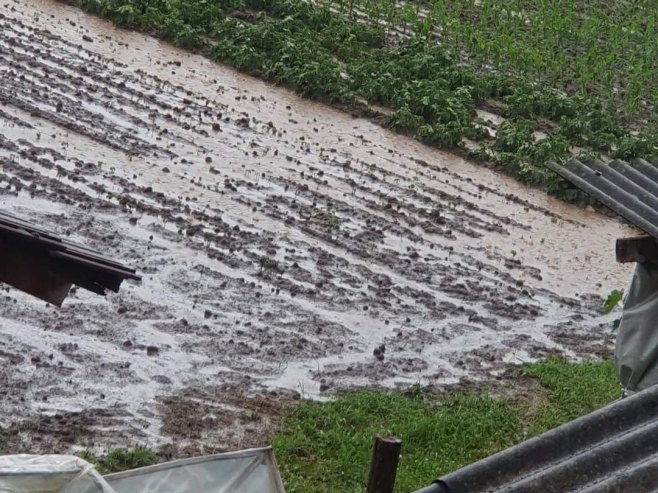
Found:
[616,262,658,393]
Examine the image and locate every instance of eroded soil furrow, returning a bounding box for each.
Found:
[0,0,634,453]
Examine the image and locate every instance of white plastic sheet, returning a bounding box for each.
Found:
[0,448,285,493]
[0,454,114,493]
[616,262,658,393]
[105,447,285,493]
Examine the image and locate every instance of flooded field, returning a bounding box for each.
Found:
[0,0,634,453]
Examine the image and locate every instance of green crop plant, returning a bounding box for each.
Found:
[494,119,535,154]
[78,448,157,474]
[66,0,658,203]
[604,289,624,314]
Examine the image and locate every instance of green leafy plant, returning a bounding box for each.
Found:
[78,448,157,475]
[603,289,624,314]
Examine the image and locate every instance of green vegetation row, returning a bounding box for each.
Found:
[66,0,658,201]
[323,0,658,123]
[75,358,620,492]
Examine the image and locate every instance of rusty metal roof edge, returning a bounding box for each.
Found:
[50,250,140,281]
[0,221,138,275]
[0,209,140,299]
[412,384,658,493]
[0,210,140,279]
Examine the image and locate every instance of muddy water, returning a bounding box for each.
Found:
[0,0,633,451]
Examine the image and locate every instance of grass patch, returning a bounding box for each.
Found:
[9,359,619,492]
[271,357,621,492]
[61,0,658,203]
[272,391,521,493]
[523,357,620,433]
[78,447,158,475]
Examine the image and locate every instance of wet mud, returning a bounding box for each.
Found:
[0,0,633,451]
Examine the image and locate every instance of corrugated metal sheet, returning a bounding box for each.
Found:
[410,157,658,492]
[412,384,658,492]
[545,157,658,238]
[0,209,140,305]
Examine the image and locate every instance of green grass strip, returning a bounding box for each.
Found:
[271,357,621,492]
[69,358,620,492]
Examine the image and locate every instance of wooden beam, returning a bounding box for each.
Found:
[616,236,658,263]
[366,436,402,493]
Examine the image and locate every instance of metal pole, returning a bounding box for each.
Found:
[366,435,402,493]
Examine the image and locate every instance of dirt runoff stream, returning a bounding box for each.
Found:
[0,0,634,454]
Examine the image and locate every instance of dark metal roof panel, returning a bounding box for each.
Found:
[0,209,140,304]
[0,210,139,273]
[545,158,658,238]
[414,384,658,493]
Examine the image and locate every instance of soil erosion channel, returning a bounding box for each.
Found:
[0,0,633,451]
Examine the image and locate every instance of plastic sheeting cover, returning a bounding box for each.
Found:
[616,262,658,393]
[0,454,114,493]
[105,447,285,493]
[0,448,285,493]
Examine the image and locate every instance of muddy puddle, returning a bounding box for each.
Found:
[0,0,634,452]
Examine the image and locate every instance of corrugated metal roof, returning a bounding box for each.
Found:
[412,384,658,492]
[545,157,658,238]
[0,209,140,305]
[408,158,658,492]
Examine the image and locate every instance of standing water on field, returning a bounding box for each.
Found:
[0,0,633,451]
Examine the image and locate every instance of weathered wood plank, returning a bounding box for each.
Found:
[366,436,402,493]
[616,236,658,263]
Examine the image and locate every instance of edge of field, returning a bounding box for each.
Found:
[2,357,619,492]
[51,0,658,206]
[0,1,628,490]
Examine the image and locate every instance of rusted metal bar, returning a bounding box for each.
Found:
[616,236,658,263]
[366,436,402,493]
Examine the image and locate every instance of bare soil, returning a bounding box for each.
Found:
[0,0,633,454]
